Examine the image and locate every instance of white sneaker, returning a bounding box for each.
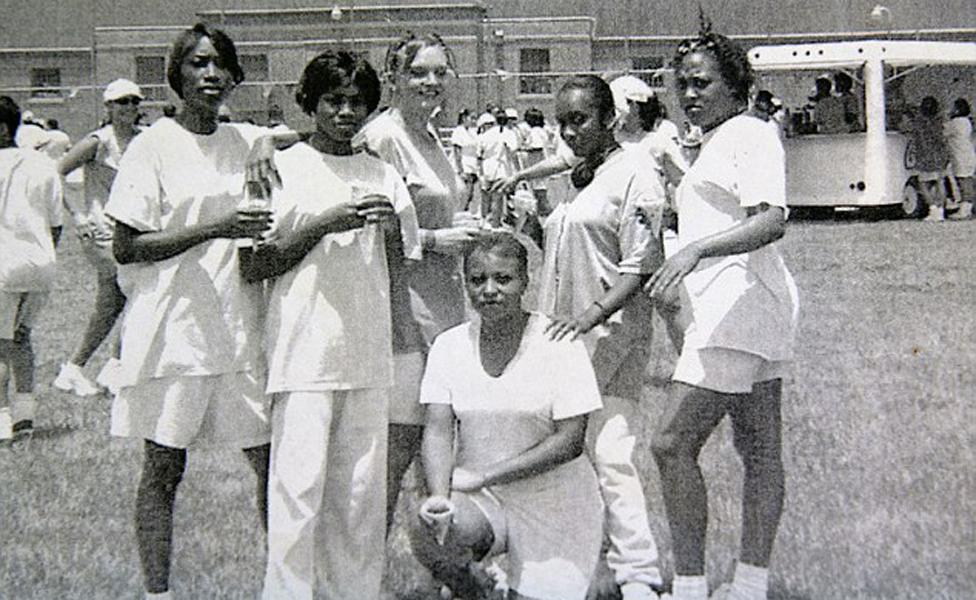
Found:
[53,363,101,397]
[96,358,124,395]
[923,205,945,222]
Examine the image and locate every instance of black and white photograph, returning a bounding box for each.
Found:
[1,1,974,598]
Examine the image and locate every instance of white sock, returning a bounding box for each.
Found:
[145,591,172,600]
[12,394,36,422]
[672,575,708,600]
[730,562,768,600]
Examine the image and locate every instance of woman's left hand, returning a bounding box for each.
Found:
[645,243,702,300]
[245,136,282,199]
[451,467,486,492]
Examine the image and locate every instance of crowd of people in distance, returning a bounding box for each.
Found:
[25,10,976,600]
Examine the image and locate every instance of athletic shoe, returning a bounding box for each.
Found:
[53,362,101,397]
[13,419,33,439]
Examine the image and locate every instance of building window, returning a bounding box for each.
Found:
[135,55,167,101]
[519,48,551,95]
[30,68,62,98]
[240,54,269,82]
[632,56,665,87]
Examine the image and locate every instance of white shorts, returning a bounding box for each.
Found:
[673,346,790,394]
[389,351,425,425]
[0,291,48,340]
[111,371,270,449]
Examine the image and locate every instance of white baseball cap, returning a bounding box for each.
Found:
[103,79,144,103]
[504,108,519,119]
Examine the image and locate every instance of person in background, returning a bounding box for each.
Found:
[833,71,862,133]
[945,98,975,220]
[104,24,273,599]
[543,75,668,600]
[42,119,71,163]
[356,31,483,533]
[811,76,845,134]
[412,232,605,600]
[478,107,520,226]
[14,110,51,152]
[645,24,799,600]
[241,49,421,600]
[907,96,950,221]
[53,78,144,397]
[0,96,63,442]
[451,108,480,210]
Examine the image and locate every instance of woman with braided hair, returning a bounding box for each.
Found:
[645,21,799,600]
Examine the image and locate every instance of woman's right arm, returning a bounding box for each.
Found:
[113,206,271,265]
[489,153,572,196]
[421,403,457,498]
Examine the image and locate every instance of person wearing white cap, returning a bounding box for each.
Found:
[52,78,143,397]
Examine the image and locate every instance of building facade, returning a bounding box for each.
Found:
[1,1,974,138]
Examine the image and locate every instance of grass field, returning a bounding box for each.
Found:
[2,216,975,599]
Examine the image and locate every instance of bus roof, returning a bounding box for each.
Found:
[749,40,976,71]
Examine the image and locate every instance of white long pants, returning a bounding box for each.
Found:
[262,390,388,600]
[588,395,663,588]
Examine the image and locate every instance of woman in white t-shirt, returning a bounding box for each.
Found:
[945,98,975,219]
[644,28,799,600]
[412,232,604,600]
[53,79,143,397]
[104,24,273,599]
[451,108,480,210]
[356,32,483,533]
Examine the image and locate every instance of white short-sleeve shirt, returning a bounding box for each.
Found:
[0,148,63,291]
[264,144,421,393]
[104,118,271,385]
[421,314,602,470]
[674,114,799,360]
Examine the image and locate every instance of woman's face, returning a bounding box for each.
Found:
[556,87,612,159]
[314,80,370,144]
[107,96,141,127]
[465,250,527,321]
[180,36,234,115]
[394,45,451,121]
[675,50,742,131]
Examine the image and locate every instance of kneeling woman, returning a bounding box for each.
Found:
[412,232,604,600]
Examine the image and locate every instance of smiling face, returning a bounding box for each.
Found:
[675,50,743,132]
[179,36,234,116]
[465,249,527,322]
[556,86,614,160]
[394,44,451,123]
[313,80,370,146]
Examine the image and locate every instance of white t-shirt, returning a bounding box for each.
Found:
[449,125,479,175]
[944,116,976,178]
[264,144,421,393]
[104,118,271,385]
[0,148,63,291]
[421,314,602,470]
[674,114,799,360]
[477,126,519,181]
[14,124,50,153]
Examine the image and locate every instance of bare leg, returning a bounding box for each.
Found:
[387,423,424,533]
[729,379,785,567]
[650,382,729,575]
[243,443,271,532]
[69,274,125,366]
[135,440,187,594]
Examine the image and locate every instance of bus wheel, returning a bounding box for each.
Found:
[901,183,925,219]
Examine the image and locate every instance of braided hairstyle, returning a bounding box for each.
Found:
[673,9,753,104]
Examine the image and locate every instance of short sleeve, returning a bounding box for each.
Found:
[104,134,163,232]
[736,123,786,210]
[547,334,603,420]
[617,167,666,275]
[419,332,455,406]
[228,122,279,146]
[387,166,422,261]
